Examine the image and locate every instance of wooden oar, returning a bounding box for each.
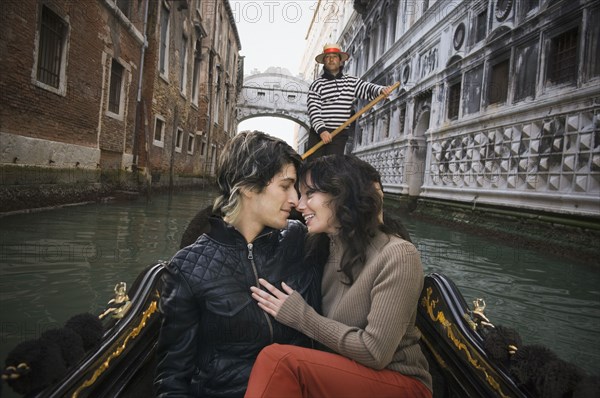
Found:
[302,81,401,160]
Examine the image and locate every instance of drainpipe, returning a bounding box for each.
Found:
[169,106,179,193]
[205,0,218,176]
[133,0,150,171]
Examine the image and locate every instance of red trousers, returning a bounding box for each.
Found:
[245,344,432,398]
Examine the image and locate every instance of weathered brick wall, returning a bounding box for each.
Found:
[141,0,245,178]
[99,4,144,158]
[1,1,101,148]
[1,0,240,202]
[0,0,144,168]
[146,1,211,177]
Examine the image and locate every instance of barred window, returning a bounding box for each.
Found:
[398,106,406,136]
[154,117,165,144]
[192,40,201,103]
[488,59,509,105]
[187,134,195,154]
[176,128,184,152]
[475,10,487,44]
[447,81,461,120]
[514,42,538,102]
[108,59,124,114]
[37,6,67,88]
[180,35,188,93]
[547,27,579,85]
[463,65,484,115]
[159,5,170,76]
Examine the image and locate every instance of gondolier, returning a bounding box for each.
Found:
[306,43,394,158]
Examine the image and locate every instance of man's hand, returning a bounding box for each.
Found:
[382,85,394,97]
[319,131,333,144]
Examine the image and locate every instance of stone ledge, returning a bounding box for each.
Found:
[385,196,600,266]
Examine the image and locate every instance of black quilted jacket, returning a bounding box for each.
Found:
[154,217,321,398]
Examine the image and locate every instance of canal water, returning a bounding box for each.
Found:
[0,190,599,396]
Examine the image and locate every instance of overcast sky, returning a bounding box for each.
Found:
[230,1,318,147]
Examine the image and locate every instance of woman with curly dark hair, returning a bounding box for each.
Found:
[245,155,432,398]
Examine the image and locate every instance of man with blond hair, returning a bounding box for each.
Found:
[155,131,321,397]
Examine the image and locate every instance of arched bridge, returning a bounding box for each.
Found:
[237,70,311,130]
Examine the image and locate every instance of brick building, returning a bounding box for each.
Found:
[140,0,242,181]
[0,0,241,205]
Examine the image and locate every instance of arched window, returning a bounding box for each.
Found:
[370,23,379,64]
[387,1,398,46]
[380,16,388,55]
[363,35,371,72]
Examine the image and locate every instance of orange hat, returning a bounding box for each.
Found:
[315,43,350,64]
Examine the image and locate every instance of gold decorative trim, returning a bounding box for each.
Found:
[71,300,158,398]
[420,287,510,398]
[99,282,132,320]
[418,331,448,370]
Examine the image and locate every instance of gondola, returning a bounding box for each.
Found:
[7,260,587,398]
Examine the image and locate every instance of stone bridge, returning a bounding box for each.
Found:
[237,70,311,130]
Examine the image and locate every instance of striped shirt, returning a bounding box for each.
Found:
[308,72,385,134]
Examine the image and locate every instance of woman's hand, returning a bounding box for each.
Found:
[250,278,294,317]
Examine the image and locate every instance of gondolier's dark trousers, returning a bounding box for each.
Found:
[305,128,349,158]
[245,344,432,398]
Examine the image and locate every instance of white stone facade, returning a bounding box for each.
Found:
[296,0,356,152]
[304,0,600,216]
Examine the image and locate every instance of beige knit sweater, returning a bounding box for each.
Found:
[276,231,433,392]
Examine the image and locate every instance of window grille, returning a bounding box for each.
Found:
[154,118,164,142]
[192,40,201,102]
[489,59,509,105]
[37,6,66,88]
[159,6,170,75]
[475,10,487,43]
[180,35,188,92]
[448,82,461,119]
[548,27,579,84]
[398,106,406,135]
[176,128,184,150]
[514,43,538,101]
[108,59,124,114]
[187,134,195,154]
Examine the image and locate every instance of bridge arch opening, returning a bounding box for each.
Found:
[237,116,304,149]
[237,69,311,149]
